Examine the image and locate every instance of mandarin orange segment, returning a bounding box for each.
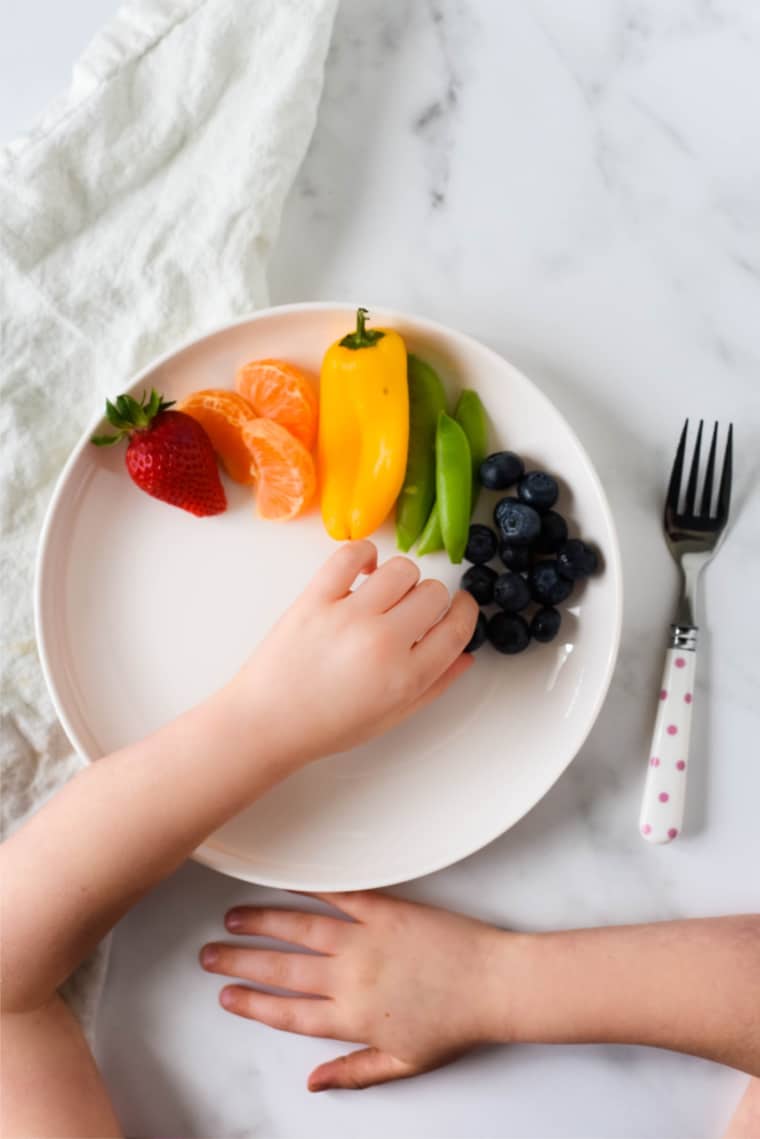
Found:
[242,418,316,521]
[177,389,256,484]
[235,359,318,451]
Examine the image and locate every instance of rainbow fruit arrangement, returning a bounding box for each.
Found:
[92,308,599,653]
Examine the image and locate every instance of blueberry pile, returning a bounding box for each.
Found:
[461,452,599,655]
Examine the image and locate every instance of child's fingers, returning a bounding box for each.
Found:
[385,578,450,644]
[306,540,378,601]
[200,945,330,997]
[218,986,338,1038]
[223,906,347,953]
[405,653,474,719]
[412,590,478,680]
[294,890,377,921]
[349,556,419,614]
[308,1047,414,1092]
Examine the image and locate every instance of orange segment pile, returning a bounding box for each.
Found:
[235,359,318,451]
[242,419,316,521]
[177,389,256,484]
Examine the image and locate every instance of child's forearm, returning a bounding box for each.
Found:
[0,678,286,1013]
[486,917,760,1073]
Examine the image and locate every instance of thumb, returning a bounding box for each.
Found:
[308,1048,415,1092]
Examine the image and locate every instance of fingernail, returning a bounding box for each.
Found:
[220,987,236,1009]
[226,910,243,930]
[200,946,218,968]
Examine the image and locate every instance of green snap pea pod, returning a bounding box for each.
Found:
[454,389,488,511]
[416,407,447,556]
[417,388,488,555]
[416,500,444,555]
[436,412,472,564]
[396,356,447,551]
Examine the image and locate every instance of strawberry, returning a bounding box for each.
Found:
[91,390,227,517]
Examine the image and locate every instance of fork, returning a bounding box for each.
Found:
[639,419,733,844]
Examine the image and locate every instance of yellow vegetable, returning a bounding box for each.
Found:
[319,308,409,540]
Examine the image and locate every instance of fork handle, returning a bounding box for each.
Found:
[639,635,696,844]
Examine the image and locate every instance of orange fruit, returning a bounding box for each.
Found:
[235,359,318,451]
[242,418,316,521]
[177,389,256,484]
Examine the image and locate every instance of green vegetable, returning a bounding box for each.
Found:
[396,356,447,551]
[415,501,444,555]
[435,412,472,564]
[454,389,488,509]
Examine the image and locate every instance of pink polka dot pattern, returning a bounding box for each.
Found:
[642,648,695,844]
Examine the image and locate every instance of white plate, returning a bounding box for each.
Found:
[35,303,622,891]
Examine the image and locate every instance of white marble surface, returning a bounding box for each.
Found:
[4,1,760,1136]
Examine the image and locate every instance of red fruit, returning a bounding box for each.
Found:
[91,390,226,517]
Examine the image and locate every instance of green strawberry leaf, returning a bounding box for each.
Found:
[90,432,124,446]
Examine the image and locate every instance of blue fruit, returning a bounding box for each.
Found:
[493,497,541,545]
[498,542,531,572]
[534,510,568,554]
[557,539,599,580]
[529,561,573,605]
[460,564,497,605]
[487,612,530,654]
[517,471,559,513]
[479,451,524,490]
[493,571,531,612]
[464,523,498,565]
[464,611,488,653]
[530,607,562,643]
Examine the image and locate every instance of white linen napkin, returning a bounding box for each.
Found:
[0,0,337,1032]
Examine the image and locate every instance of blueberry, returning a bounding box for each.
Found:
[530,607,562,643]
[517,471,559,513]
[460,564,497,605]
[534,510,568,554]
[479,451,524,490]
[498,542,531,573]
[464,523,498,565]
[493,497,541,546]
[464,611,488,653]
[528,561,573,606]
[493,571,531,612]
[487,612,530,654]
[557,539,599,581]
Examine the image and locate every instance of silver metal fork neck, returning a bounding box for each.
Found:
[671,553,703,650]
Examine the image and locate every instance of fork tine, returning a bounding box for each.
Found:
[717,423,733,523]
[700,421,718,517]
[666,419,688,515]
[683,419,703,516]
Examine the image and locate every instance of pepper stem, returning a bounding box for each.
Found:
[339,307,385,350]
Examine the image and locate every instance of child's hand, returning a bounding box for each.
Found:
[225,540,478,770]
[200,890,511,1090]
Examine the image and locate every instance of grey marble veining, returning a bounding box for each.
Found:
[7,0,755,1135]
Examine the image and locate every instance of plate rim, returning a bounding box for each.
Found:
[34,300,624,890]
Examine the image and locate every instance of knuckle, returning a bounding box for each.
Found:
[295,912,317,942]
[386,555,419,583]
[266,953,290,988]
[423,578,450,609]
[274,1004,296,1032]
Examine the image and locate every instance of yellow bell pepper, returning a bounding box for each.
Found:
[319,308,409,540]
